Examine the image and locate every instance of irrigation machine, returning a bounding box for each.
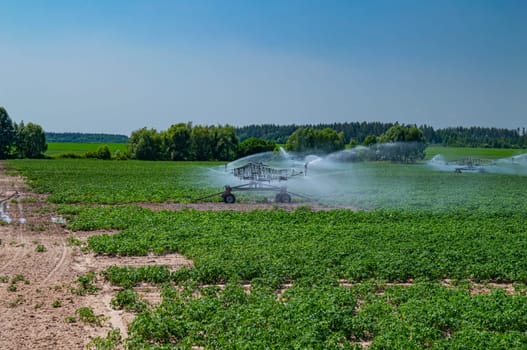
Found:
[451,157,494,173]
[197,161,310,204]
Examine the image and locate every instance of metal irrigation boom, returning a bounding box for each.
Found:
[196,161,310,204]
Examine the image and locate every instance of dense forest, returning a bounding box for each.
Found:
[46,132,128,143]
[236,123,527,148]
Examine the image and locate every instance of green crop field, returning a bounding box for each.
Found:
[425,146,525,161]
[6,155,527,349]
[10,158,527,211]
[10,159,219,203]
[45,142,129,157]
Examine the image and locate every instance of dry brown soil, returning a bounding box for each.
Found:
[0,165,192,349]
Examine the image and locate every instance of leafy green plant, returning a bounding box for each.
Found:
[64,316,76,323]
[86,328,121,350]
[76,306,106,326]
[52,299,62,308]
[9,295,24,307]
[66,235,82,247]
[110,289,147,313]
[11,274,27,284]
[35,244,47,252]
[74,272,99,295]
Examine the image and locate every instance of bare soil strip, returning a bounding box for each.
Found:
[0,164,192,349]
[137,201,352,212]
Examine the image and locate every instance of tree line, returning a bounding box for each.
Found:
[285,124,426,163]
[0,107,47,159]
[127,123,275,161]
[126,123,426,162]
[127,122,428,161]
[236,122,527,148]
[46,132,128,143]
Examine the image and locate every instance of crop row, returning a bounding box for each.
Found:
[112,281,527,349]
[58,206,527,285]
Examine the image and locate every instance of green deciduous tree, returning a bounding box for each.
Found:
[285,127,313,153]
[285,127,345,154]
[211,125,238,161]
[362,134,378,146]
[129,128,163,160]
[162,123,192,160]
[129,124,240,161]
[376,125,426,162]
[314,128,345,153]
[15,121,48,158]
[379,124,425,143]
[0,107,15,159]
[237,137,276,158]
[189,125,213,161]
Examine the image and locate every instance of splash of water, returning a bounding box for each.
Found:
[203,147,527,209]
[0,203,12,224]
[226,151,276,169]
[427,153,527,175]
[279,147,291,160]
[305,154,323,166]
[493,153,527,175]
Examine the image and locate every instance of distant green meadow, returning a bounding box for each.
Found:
[45,142,129,157]
[425,146,525,161]
[45,142,525,161]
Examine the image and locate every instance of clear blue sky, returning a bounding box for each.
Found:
[1,0,526,134]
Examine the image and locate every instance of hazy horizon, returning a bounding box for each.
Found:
[1,1,526,135]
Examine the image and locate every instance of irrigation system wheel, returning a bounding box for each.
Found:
[275,193,291,203]
[223,193,236,204]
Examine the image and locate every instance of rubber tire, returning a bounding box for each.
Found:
[275,193,291,203]
[223,193,236,204]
